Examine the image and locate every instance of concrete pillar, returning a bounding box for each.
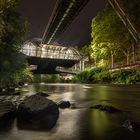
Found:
[79,61,82,71]
[82,60,85,71]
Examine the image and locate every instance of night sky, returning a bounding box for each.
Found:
[19,0,108,47]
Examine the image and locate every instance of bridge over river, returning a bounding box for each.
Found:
[20,0,140,74]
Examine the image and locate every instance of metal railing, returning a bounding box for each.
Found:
[21,48,81,60]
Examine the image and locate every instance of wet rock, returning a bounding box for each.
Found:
[37,92,49,97]
[0,101,16,119]
[17,94,59,130]
[123,120,140,132]
[57,101,71,109]
[90,105,122,113]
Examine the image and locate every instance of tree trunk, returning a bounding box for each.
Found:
[126,50,130,65]
[111,51,114,68]
[122,49,130,65]
[132,44,135,64]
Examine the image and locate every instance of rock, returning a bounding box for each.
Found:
[0,101,16,119]
[123,120,140,132]
[57,101,71,109]
[90,105,122,113]
[17,94,59,130]
[37,92,49,97]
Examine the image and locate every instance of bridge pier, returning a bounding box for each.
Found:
[79,60,85,71]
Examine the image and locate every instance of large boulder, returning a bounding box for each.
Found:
[17,94,59,130]
[0,101,16,119]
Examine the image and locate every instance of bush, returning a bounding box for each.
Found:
[73,67,140,84]
[75,70,89,83]
[73,67,110,83]
[91,67,110,82]
[110,70,140,84]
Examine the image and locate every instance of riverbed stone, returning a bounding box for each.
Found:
[17,94,59,129]
[123,120,140,132]
[90,104,122,113]
[0,101,16,119]
[57,100,71,109]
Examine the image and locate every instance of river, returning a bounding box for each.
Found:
[0,83,140,140]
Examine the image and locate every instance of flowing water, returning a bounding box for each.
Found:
[0,83,140,140]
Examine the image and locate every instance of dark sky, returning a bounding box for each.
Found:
[19,0,108,47]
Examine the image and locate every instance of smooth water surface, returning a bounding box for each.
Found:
[1,83,140,140]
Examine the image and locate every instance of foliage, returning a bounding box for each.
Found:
[90,4,135,66]
[0,0,30,89]
[110,70,140,84]
[73,67,140,84]
[75,70,89,83]
[82,4,139,68]
[33,74,65,83]
[73,67,111,83]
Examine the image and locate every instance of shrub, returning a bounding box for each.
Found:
[110,70,139,84]
[76,70,89,83]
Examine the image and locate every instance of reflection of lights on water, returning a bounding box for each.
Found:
[83,85,92,89]
[61,86,86,101]
[94,86,109,101]
[53,109,82,139]
[23,85,36,96]
[90,110,110,137]
[62,92,74,100]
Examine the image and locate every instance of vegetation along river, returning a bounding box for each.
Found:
[0,83,140,140]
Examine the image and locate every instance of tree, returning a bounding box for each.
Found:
[80,45,94,67]
[90,5,136,67]
[0,0,32,89]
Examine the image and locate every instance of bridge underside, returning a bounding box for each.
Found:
[21,40,82,74]
[26,56,79,74]
[43,0,90,44]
